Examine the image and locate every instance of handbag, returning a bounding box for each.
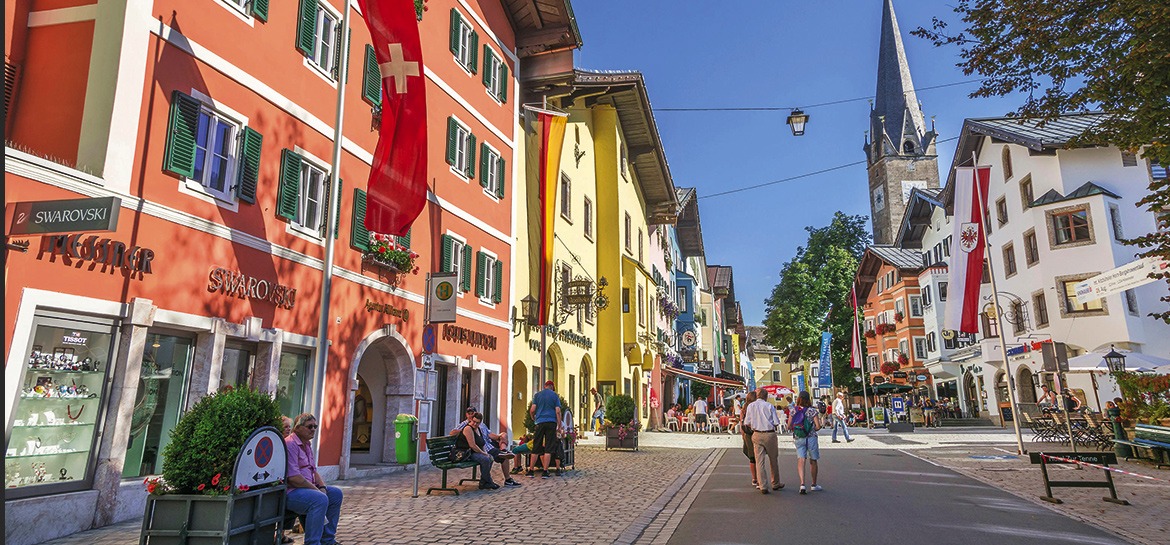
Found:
[451,448,472,463]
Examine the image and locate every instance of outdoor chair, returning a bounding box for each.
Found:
[683,414,697,432]
[666,417,680,432]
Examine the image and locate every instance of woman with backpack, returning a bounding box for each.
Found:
[788,390,823,494]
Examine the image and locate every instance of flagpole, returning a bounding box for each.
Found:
[972,158,1026,455]
[314,4,352,428]
[855,287,873,428]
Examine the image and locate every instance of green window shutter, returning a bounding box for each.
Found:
[277,149,302,220]
[475,251,487,297]
[236,126,263,204]
[162,91,200,178]
[461,245,472,291]
[332,25,344,80]
[251,0,269,22]
[492,260,503,303]
[296,0,316,55]
[440,235,453,272]
[332,178,342,239]
[479,144,490,189]
[466,133,477,178]
[395,228,411,249]
[449,9,461,55]
[342,28,352,83]
[446,117,458,166]
[482,46,492,87]
[495,156,506,198]
[499,62,508,102]
[469,31,479,73]
[363,45,382,106]
[351,188,370,251]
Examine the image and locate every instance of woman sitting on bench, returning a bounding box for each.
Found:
[456,413,501,490]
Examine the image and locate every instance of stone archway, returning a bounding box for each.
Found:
[510,361,528,435]
[579,356,593,430]
[545,343,565,393]
[340,327,415,478]
[1017,366,1037,404]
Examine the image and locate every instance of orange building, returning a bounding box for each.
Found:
[855,246,931,394]
[3,1,578,542]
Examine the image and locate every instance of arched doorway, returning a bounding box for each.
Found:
[511,361,528,436]
[344,329,414,472]
[963,371,979,418]
[545,343,565,393]
[579,357,593,431]
[1017,367,1037,404]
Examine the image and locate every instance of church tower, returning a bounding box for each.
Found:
[865,0,939,245]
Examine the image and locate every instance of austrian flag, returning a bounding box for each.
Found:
[358,0,427,237]
[943,166,991,334]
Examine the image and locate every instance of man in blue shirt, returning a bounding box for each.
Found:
[529,380,562,479]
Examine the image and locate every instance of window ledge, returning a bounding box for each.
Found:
[303,57,339,89]
[178,179,239,212]
[286,222,326,246]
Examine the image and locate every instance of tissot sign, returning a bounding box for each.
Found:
[9,197,121,235]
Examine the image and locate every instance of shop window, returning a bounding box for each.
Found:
[123,332,194,479]
[6,314,117,497]
[219,345,255,390]
[351,375,373,452]
[277,350,310,418]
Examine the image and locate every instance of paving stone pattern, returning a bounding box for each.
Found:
[37,446,706,545]
[914,443,1170,545]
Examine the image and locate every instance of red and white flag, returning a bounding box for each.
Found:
[359,0,427,236]
[944,166,991,333]
[850,285,862,369]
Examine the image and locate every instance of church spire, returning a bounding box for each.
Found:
[870,0,932,163]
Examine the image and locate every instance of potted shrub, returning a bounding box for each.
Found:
[140,386,285,545]
[602,394,640,451]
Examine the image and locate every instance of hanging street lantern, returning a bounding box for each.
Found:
[786,109,809,136]
[1104,345,1127,374]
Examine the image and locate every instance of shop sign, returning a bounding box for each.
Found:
[208,267,297,309]
[916,374,928,382]
[425,272,458,323]
[365,299,409,321]
[61,332,88,346]
[441,324,497,351]
[557,329,592,350]
[10,197,121,235]
[1075,256,1168,305]
[43,233,155,273]
[892,371,908,379]
[873,375,886,384]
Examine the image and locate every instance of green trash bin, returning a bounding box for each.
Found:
[394,414,419,464]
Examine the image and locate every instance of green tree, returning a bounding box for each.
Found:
[913,1,1170,321]
[690,381,711,402]
[763,212,870,391]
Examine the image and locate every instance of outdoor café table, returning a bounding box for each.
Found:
[719,415,730,429]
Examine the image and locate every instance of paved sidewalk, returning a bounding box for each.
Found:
[914,443,1170,545]
[38,446,707,545]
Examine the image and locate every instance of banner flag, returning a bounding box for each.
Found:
[850,285,862,370]
[817,331,833,388]
[359,0,427,236]
[943,166,991,333]
[532,110,567,325]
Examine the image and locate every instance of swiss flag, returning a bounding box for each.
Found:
[359,0,427,237]
[943,166,991,333]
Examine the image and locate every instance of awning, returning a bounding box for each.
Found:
[663,366,744,387]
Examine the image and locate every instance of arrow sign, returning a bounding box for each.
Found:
[234,427,286,490]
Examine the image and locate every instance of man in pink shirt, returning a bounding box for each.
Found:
[285,413,344,545]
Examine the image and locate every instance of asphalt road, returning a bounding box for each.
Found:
[668,447,1130,545]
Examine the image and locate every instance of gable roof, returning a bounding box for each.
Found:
[894,187,943,249]
[502,0,582,57]
[675,187,705,257]
[855,245,923,298]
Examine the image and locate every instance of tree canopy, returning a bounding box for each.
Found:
[764,212,870,391]
[914,0,1170,320]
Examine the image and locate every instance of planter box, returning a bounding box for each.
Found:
[140,485,286,545]
[605,429,639,451]
[362,254,404,274]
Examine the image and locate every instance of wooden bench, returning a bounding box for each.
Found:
[1125,424,1170,468]
[425,435,479,495]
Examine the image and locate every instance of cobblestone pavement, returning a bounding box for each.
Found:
[37,445,713,545]
[912,442,1170,545]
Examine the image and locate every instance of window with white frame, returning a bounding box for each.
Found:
[899,339,909,359]
[921,285,932,308]
[482,47,506,101]
[895,298,905,318]
[451,10,476,72]
[926,332,937,353]
[866,355,878,373]
[450,237,467,293]
[772,370,781,382]
[295,161,328,235]
[192,105,239,201]
[909,295,923,317]
[310,5,339,76]
[479,253,500,303]
[624,213,632,252]
[678,286,687,313]
[446,118,474,177]
[482,145,504,197]
[913,337,928,360]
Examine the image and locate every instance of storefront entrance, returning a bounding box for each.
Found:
[347,333,414,467]
[511,361,528,435]
[963,371,980,418]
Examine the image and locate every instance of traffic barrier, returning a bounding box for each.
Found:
[1029,451,1129,505]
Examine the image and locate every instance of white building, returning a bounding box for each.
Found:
[939,113,1170,420]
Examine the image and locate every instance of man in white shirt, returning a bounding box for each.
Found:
[831,392,854,443]
[741,388,784,494]
[693,397,709,430]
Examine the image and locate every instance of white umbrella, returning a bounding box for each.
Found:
[1065,349,1166,373]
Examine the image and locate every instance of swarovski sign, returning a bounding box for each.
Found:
[9,197,121,235]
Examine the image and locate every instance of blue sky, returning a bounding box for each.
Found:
[572,0,1030,326]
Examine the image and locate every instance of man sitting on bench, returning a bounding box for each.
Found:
[285,413,344,545]
[451,407,521,487]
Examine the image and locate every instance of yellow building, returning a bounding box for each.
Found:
[746,326,794,400]
[513,69,677,432]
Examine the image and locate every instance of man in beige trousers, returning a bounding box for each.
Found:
[741,388,784,494]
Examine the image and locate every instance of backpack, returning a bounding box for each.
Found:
[792,408,816,439]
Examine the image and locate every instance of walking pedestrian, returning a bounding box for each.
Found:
[788,391,823,494]
[529,380,562,479]
[831,392,854,443]
[739,391,758,487]
[591,388,606,435]
[742,388,784,494]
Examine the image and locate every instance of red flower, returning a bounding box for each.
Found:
[223,486,229,491]
[238,485,250,492]
[197,483,206,491]
[211,473,221,486]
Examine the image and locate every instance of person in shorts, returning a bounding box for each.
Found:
[788,391,823,494]
[529,380,562,479]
